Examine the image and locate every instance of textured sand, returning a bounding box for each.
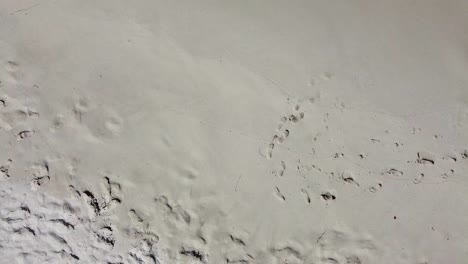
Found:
[1,0,468,263]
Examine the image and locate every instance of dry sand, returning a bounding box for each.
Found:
[1,0,468,263]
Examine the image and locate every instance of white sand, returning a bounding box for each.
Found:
[1,0,468,263]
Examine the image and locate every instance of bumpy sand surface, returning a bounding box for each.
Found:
[1,1,468,263]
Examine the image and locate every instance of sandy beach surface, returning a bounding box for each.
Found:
[1,1,468,263]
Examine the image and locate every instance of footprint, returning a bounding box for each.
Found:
[82,177,124,217]
[274,187,286,201]
[5,61,19,72]
[51,114,65,131]
[103,176,122,204]
[107,255,124,264]
[321,257,339,264]
[95,226,116,249]
[67,185,81,198]
[276,116,287,131]
[369,183,382,193]
[289,112,304,124]
[321,72,333,80]
[129,209,144,223]
[179,247,206,263]
[385,168,403,177]
[412,127,422,134]
[272,161,286,177]
[83,190,102,217]
[125,226,159,248]
[293,104,301,111]
[342,171,359,186]
[271,246,303,264]
[442,169,455,179]
[259,143,274,159]
[417,151,435,165]
[462,150,468,159]
[45,232,71,252]
[229,233,247,247]
[27,109,39,118]
[413,173,424,184]
[309,93,321,104]
[49,218,75,231]
[17,130,34,140]
[104,115,123,135]
[321,192,336,201]
[346,256,362,264]
[301,189,311,204]
[442,155,457,162]
[73,97,91,121]
[29,162,50,191]
[334,153,345,159]
[273,129,289,144]
[154,196,191,225]
[128,238,159,264]
[0,159,12,179]
[0,97,29,131]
